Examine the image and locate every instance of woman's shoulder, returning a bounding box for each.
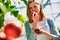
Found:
[45,18,52,21]
[45,18,54,26]
[45,18,55,24]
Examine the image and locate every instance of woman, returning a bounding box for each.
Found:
[25,0,59,40]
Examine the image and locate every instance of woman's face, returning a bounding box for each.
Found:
[29,2,40,14]
[29,2,41,22]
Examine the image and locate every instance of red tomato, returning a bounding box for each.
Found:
[0,38,7,40]
[4,23,22,38]
[34,28,41,34]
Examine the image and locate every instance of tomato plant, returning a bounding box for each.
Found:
[0,0,27,30]
[0,0,27,40]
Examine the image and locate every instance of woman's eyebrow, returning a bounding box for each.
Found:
[28,0,34,4]
[29,7,32,9]
[36,3,39,5]
[34,5,37,7]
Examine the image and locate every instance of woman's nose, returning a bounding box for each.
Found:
[32,8,35,11]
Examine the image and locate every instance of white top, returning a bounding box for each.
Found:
[29,19,50,40]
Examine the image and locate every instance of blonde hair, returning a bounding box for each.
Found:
[27,0,45,23]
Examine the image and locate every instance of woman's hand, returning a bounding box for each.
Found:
[34,28,42,34]
[32,11,40,23]
[42,31,53,40]
[34,29,52,40]
[34,28,53,40]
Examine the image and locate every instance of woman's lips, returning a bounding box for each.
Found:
[32,11,37,16]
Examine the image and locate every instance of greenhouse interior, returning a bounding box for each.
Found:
[0,0,60,40]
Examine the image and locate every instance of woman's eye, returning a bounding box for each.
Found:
[29,7,32,10]
[34,6,37,8]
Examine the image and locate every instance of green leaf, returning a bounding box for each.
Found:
[18,2,21,4]
[0,0,5,3]
[0,9,2,13]
[0,13,4,29]
[0,0,2,2]
[9,5,16,11]
[6,0,11,5]
[10,5,16,9]
[0,2,8,14]
[22,0,27,6]
[17,14,26,24]
[57,28,60,33]
[2,0,5,3]
[0,13,2,17]
[4,3,9,7]
[11,10,18,17]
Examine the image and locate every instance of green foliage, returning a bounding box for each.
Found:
[57,28,60,33]
[0,3,6,29]
[11,9,18,17]
[0,0,27,30]
[6,0,11,5]
[0,0,2,2]
[21,0,27,6]
[0,13,4,28]
[18,2,21,4]
[11,10,26,24]
[0,2,8,14]
[17,14,26,24]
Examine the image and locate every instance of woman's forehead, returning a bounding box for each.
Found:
[29,2,39,6]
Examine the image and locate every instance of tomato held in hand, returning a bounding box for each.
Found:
[34,28,41,34]
[4,23,22,38]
